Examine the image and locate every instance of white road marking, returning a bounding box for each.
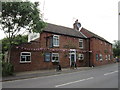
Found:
[104,71,118,76]
[55,77,94,87]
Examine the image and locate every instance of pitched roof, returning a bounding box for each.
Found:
[81,28,111,44]
[42,23,85,38]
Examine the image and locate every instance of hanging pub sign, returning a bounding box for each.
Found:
[28,33,40,42]
[44,53,51,62]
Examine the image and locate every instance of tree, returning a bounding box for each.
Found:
[113,40,120,58]
[1,35,28,54]
[0,2,46,62]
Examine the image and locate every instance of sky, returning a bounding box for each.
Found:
[0,0,119,43]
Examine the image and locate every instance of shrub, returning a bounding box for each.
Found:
[2,62,14,76]
[0,61,2,77]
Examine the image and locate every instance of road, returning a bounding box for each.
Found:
[2,63,118,88]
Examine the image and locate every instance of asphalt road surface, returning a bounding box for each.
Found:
[2,63,118,88]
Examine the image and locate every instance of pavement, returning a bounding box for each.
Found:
[2,67,91,82]
[2,63,118,88]
[2,63,118,82]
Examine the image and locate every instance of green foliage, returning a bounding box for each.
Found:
[113,40,120,49]
[113,40,120,57]
[0,55,2,76]
[1,35,28,53]
[1,2,46,56]
[2,62,14,76]
[113,48,120,57]
[1,2,46,34]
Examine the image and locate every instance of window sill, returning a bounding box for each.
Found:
[79,47,84,49]
[52,60,59,62]
[20,61,31,64]
[53,45,59,47]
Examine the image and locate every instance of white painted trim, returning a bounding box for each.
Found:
[28,33,40,42]
[78,53,84,60]
[53,35,59,47]
[55,77,94,87]
[79,39,84,49]
[20,52,31,63]
[51,53,59,62]
[69,49,76,66]
[104,71,118,76]
[79,32,87,38]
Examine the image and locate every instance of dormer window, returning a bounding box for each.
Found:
[53,35,59,47]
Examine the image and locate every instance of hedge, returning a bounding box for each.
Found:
[2,62,14,76]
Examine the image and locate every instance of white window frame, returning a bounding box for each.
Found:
[51,53,59,62]
[99,54,103,61]
[105,55,108,60]
[108,55,111,60]
[20,52,31,63]
[79,39,83,49]
[78,53,84,60]
[53,35,59,47]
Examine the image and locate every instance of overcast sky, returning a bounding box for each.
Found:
[0,0,119,43]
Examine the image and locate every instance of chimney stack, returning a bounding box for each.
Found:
[73,19,81,30]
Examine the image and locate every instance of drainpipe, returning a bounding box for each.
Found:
[88,38,91,67]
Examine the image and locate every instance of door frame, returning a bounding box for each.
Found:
[69,49,76,66]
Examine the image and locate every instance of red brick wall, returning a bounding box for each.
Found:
[10,31,113,72]
[10,32,89,72]
[10,41,53,72]
[90,38,113,66]
[80,28,92,38]
[40,32,89,67]
[80,29,114,66]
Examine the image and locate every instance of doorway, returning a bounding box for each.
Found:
[69,49,76,66]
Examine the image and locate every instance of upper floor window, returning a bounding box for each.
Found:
[20,52,31,63]
[105,42,106,46]
[53,35,59,47]
[79,39,83,48]
[99,54,103,61]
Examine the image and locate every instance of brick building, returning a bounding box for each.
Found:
[10,21,114,72]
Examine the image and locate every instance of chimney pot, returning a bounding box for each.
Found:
[73,19,81,30]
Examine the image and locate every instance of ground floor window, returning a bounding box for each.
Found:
[96,54,99,61]
[108,55,111,60]
[20,52,31,63]
[78,54,84,60]
[105,55,108,60]
[110,55,113,60]
[51,53,59,62]
[44,53,51,62]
